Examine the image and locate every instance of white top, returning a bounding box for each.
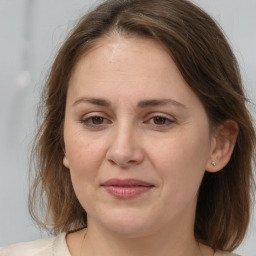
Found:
[0,233,240,256]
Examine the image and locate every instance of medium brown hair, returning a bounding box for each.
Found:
[29,0,256,251]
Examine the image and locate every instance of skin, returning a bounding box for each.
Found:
[63,35,238,256]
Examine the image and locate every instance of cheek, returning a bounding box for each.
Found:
[152,129,210,168]
[64,129,107,181]
[65,134,107,209]
[149,127,211,192]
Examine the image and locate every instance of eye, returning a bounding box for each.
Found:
[152,116,170,125]
[81,115,110,127]
[146,115,174,127]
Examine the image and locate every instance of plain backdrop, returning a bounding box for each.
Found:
[0,0,255,254]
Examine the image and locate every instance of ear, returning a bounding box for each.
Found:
[63,155,70,169]
[206,120,239,173]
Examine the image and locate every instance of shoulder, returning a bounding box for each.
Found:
[215,252,240,256]
[0,237,55,256]
[0,233,70,256]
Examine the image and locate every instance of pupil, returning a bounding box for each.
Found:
[154,116,165,124]
[92,116,103,124]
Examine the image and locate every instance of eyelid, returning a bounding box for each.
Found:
[145,112,175,121]
[79,111,176,129]
[81,111,111,119]
[144,112,176,127]
[80,112,112,128]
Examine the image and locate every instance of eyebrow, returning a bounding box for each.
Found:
[137,99,186,109]
[72,97,186,109]
[72,97,111,107]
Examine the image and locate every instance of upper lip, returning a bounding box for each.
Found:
[101,179,154,187]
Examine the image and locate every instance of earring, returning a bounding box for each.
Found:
[211,161,217,167]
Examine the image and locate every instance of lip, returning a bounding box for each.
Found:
[101,179,154,200]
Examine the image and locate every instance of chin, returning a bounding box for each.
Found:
[93,207,156,237]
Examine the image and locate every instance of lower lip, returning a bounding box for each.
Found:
[103,186,153,199]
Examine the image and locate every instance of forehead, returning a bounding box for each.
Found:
[67,35,204,112]
[72,35,175,78]
[71,36,180,87]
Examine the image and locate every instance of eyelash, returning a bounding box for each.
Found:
[81,115,111,128]
[145,115,174,127]
[80,114,174,129]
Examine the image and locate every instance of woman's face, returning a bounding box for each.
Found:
[63,35,215,237]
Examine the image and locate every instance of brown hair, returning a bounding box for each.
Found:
[29,0,256,251]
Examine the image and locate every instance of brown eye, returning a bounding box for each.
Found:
[91,116,104,124]
[145,115,174,128]
[153,116,168,125]
[81,115,110,127]
[153,116,174,125]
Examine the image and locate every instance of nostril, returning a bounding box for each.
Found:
[109,159,116,165]
[107,158,137,168]
[106,141,144,167]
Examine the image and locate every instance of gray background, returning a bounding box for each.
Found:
[0,0,255,254]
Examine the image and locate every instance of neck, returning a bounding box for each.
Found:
[81,219,201,256]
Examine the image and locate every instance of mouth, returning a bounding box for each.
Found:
[101,179,154,200]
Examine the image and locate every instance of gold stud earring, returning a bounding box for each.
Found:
[211,161,217,167]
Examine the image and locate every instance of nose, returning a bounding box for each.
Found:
[106,124,144,168]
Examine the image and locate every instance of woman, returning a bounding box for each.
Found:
[1,0,255,255]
